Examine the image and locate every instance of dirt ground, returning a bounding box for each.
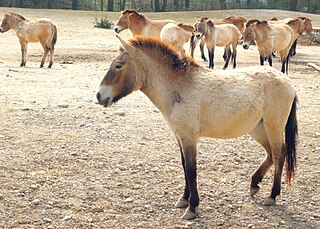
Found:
[0,7,319,228]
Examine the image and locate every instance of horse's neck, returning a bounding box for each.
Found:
[139,60,176,115]
[130,17,147,36]
[11,17,26,31]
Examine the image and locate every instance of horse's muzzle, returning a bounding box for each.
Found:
[243,44,249,50]
[114,28,120,33]
[96,92,110,107]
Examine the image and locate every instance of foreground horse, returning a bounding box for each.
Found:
[194,19,239,69]
[242,19,294,74]
[160,23,194,53]
[114,9,176,38]
[96,36,298,220]
[0,12,57,68]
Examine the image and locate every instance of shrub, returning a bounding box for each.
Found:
[93,17,113,29]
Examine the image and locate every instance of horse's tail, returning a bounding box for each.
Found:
[51,24,57,48]
[285,95,298,186]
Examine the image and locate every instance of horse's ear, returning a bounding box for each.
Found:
[206,19,214,27]
[116,35,135,54]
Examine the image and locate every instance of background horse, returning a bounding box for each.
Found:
[160,23,194,53]
[194,19,239,69]
[0,12,57,68]
[114,9,176,38]
[190,15,246,61]
[96,36,298,220]
[242,19,294,74]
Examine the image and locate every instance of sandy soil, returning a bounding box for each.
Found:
[0,7,319,228]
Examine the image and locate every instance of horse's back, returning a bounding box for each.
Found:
[171,66,295,139]
[145,19,176,37]
[270,24,294,51]
[18,18,56,43]
[215,24,239,45]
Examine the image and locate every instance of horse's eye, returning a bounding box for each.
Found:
[115,63,122,69]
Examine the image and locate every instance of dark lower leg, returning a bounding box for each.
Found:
[260,55,264,66]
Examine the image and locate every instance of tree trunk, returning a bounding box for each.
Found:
[185,0,190,9]
[120,0,126,10]
[154,0,160,11]
[100,0,104,11]
[107,0,113,11]
[19,0,24,8]
[290,0,298,11]
[219,0,226,9]
[47,0,53,9]
[72,0,79,10]
[161,0,167,11]
[246,0,251,8]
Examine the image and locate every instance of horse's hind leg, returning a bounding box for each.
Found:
[48,47,54,68]
[249,121,272,197]
[222,45,231,70]
[263,122,286,205]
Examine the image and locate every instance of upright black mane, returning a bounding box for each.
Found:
[128,37,199,72]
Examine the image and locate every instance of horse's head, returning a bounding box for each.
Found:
[97,36,143,108]
[0,12,13,33]
[303,18,313,34]
[114,9,143,34]
[288,18,305,36]
[194,19,213,39]
[242,19,260,49]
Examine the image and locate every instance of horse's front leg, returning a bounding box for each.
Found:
[177,137,199,220]
[19,39,28,67]
[175,139,189,208]
[200,38,207,62]
[208,47,215,69]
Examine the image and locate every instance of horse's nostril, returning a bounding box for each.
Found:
[196,34,200,38]
[96,92,101,102]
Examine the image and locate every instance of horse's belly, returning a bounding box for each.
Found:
[199,112,262,139]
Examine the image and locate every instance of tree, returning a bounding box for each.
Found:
[154,0,160,11]
[290,0,298,11]
[107,0,113,11]
[47,0,52,9]
[19,0,24,8]
[219,0,226,9]
[185,0,189,9]
[72,0,79,10]
[100,0,104,11]
[119,0,126,10]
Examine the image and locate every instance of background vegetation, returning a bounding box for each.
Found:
[0,0,319,13]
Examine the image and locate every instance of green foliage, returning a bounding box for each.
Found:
[93,17,113,29]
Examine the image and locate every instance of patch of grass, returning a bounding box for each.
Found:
[93,16,113,29]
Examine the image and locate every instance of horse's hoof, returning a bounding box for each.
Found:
[40,65,44,68]
[250,187,260,197]
[182,208,197,220]
[263,196,276,206]
[175,197,188,208]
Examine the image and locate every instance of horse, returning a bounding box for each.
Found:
[242,19,294,74]
[114,9,176,38]
[160,23,194,53]
[270,17,306,57]
[190,16,246,61]
[194,19,239,69]
[291,16,313,56]
[0,12,57,68]
[96,36,298,220]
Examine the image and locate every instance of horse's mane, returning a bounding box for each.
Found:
[246,19,268,27]
[177,23,194,32]
[287,18,302,25]
[127,37,199,71]
[270,17,278,21]
[6,12,26,21]
[224,15,247,22]
[296,16,310,21]
[199,16,209,22]
[122,9,145,19]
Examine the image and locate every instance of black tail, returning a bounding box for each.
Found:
[51,24,57,48]
[285,95,298,186]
